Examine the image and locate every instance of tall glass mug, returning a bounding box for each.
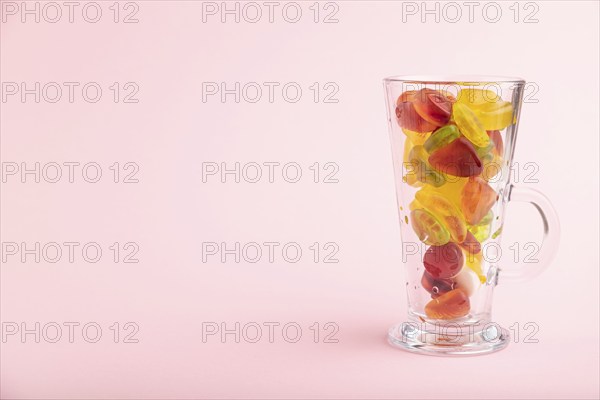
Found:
[383,76,560,356]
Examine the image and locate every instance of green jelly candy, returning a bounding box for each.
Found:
[424,125,460,154]
[473,140,495,162]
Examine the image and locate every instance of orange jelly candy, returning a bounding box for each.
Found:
[397,90,417,104]
[461,177,497,225]
[425,289,470,320]
[487,130,504,156]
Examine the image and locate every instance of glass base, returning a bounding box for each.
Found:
[388,321,510,356]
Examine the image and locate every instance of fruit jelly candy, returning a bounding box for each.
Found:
[423,124,460,154]
[452,103,491,148]
[467,210,493,242]
[397,90,417,104]
[458,231,481,255]
[409,145,446,187]
[410,209,450,246]
[409,198,421,212]
[474,101,514,131]
[402,139,423,187]
[421,178,468,211]
[421,271,456,299]
[423,268,478,299]
[441,91,457,103]
[423,242,464,279]
[461,177,497,225]
[403,137,414,164]
[428,137,483,177]
[415,189,467,243]
[402,128,432,146]
[478,132,504,182]
[398,89,456,107]
[425,288,470,320]
[414,181,470,229]
[473,143,495,175]
[473,137,495,160]
[457,88,500,107]
[403,171,422,187]
[481,152,504,183]
[487,130,504,156]
[412,89,452,127]
[396,92,437,133]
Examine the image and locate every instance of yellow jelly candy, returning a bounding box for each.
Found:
[457,88,500,107]
[410,209,451,246]
[409,198,421,211]
[415,189,467,243]
[420,178,468,210]
[464,251,486,284]
[474,101,514,130]
[402,138,422,187]
[402,128,431,146]
[452,103,490,148]
[403,137,414,164]
[403,172,422,187]
[467,210,493,242]
[409,145,446,187]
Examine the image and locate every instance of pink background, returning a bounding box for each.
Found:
[1,1,598,398]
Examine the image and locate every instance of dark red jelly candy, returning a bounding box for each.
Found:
[428,137,483,177]
[423,242,464,279]
[421,271,457,299]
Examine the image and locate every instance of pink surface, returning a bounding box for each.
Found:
[1,1,599,398]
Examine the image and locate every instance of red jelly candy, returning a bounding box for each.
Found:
[423,242,464,279]
[412,89,452,127]
[458,231,482,254]
[396,102,437,133]
[487,130,504,156]
[461,177,497,225]
[428,137,483,177]
[421,271,457,299]
[396,91,438,133]
[425,289,470,320]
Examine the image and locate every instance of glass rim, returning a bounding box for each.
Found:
[383,75,525,85]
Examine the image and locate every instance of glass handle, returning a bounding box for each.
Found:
[500,184,561,282]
